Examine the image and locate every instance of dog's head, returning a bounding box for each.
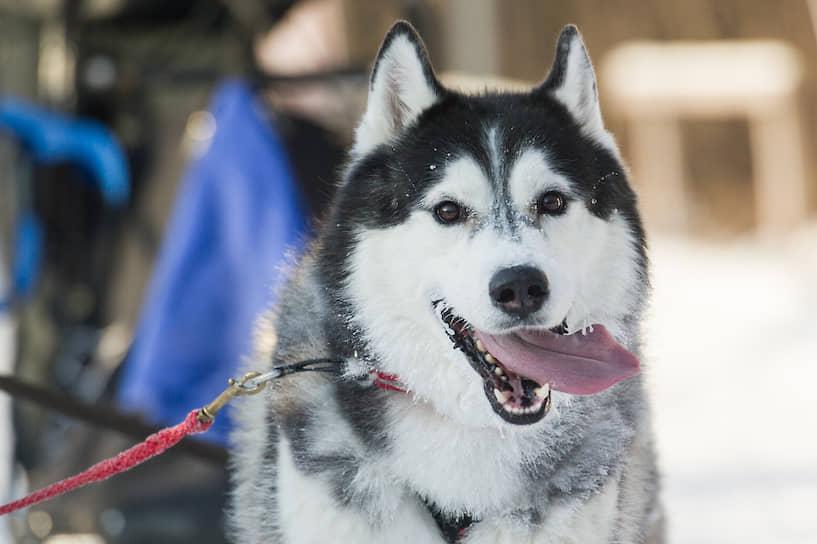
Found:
[324,22,647,429]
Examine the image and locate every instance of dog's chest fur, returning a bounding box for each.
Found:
[386,399,532,515]
[270,383,628,544]
[276,446,622,544]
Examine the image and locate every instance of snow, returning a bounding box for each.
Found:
[647,225,817,543]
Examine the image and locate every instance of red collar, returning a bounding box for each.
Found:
[370,369,409,393]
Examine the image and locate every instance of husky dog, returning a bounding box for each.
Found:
[230,22,662,543]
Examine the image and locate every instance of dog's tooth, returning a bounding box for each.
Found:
[493,388,511,404]
[484,353,496,364]
[493,366,504,376]
[534,384,550,399]
[475,339,486,353]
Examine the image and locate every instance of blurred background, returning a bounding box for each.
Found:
[0,0,815,543]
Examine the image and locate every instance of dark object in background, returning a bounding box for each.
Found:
[31,87,344,544]
[6,1,347,542]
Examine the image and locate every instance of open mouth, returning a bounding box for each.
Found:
[437,303,554,424]
[434,301,640,425]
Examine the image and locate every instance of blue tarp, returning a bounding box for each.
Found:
[117,80,309,445]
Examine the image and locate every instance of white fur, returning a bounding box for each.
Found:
[354,34,439,156]
[386,397,530,516]
[486,126,502,182]
[276,436,445,543]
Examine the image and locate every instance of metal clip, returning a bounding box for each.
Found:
[196,359,341,423]
[197,372,270,423]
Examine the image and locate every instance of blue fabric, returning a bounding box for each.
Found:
[0,96,129,207]
[117,80,309,445]
[13,211,43,299]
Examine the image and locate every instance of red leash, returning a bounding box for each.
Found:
[0,369,271,517]
[0,364,405,517]
[0,409,211,516]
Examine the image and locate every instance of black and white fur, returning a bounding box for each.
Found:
[230,23,663,543]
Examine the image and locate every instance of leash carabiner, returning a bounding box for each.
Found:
[197,359,343,423]
[197,372,268,423]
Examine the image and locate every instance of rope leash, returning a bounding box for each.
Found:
[0,359,346,517]
[0,375,227,464]
[0,409,210,516]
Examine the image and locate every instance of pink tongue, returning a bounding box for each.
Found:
[475,325,640,395]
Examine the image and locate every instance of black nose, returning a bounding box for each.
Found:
[489,266,549,318]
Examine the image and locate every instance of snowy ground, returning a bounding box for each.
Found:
[647,226,817,543]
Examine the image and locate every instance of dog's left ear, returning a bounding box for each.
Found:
[536,25,605,137]
[353,21,444,155]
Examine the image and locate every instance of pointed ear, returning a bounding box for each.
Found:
[353,21,444,155]
[537,25,605,137]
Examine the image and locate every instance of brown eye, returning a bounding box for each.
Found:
[434,201,463,224]
[537,191,567,215]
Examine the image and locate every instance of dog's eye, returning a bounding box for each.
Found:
[537,191,567,215]
[434,201,464,224]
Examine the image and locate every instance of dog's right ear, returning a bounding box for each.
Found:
[353,21,444,155]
